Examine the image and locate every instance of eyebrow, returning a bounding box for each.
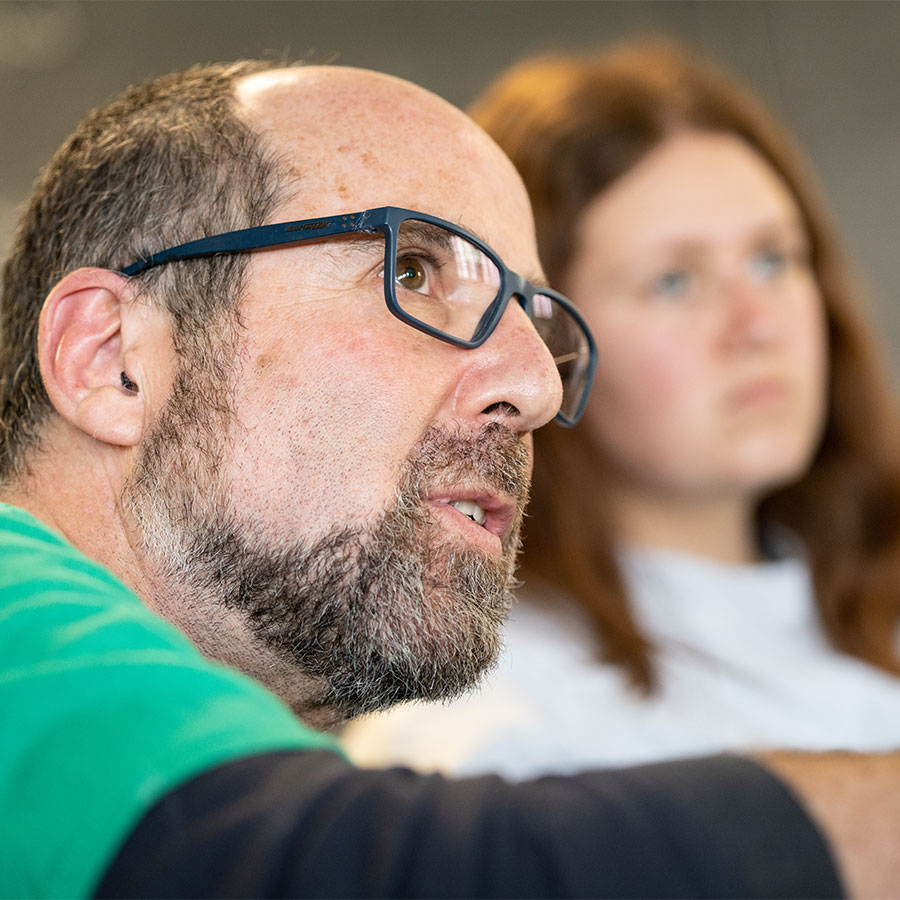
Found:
[310,232,385,265]
[397,218,546,285]
[396,222,456,250]
[749,215,809,242]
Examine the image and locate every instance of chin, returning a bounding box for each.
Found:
[727,445,817,494]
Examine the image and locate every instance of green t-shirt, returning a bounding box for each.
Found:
[0,503,341,899]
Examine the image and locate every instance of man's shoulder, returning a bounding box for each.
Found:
[0,501,340,899]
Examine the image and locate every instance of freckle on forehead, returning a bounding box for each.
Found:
[236,65,538,263]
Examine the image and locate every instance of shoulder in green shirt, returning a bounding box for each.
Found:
[0,503,340,899]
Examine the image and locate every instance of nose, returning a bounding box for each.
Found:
[719,271,782,350]
[450,300,563,433]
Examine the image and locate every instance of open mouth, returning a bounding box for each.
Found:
[425,490,518,557]
[448,499,487,526]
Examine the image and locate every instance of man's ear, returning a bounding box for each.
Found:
[38,267,158,447]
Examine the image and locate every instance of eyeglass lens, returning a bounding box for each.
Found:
[392,219,590,421]
[393,220,502,343]
[530,293,593,423]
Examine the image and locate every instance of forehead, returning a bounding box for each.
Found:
[583,131,802,245]
[235,66,537,268]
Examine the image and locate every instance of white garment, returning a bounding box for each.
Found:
[342,546,900,780]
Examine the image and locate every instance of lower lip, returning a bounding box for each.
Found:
[730,382,789,409]
[428,503,503,556]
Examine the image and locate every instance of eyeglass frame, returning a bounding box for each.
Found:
[120,205,597,426]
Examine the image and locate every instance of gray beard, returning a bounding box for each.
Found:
[122,372,530,719]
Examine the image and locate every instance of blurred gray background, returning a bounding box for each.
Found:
[2,0,899,370]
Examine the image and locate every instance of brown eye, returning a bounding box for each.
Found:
[396,257,428,292]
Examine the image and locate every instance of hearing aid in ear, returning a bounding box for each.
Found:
[120,372,140,394]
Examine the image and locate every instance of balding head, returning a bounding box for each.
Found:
[233,66,537,268]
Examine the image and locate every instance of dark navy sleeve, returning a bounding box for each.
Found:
[94,750,843,899]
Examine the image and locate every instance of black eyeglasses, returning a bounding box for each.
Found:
[121,206,597,426]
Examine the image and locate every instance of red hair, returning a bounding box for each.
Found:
[471,40,900,691]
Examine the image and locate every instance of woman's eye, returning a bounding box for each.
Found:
[650,268,691,298]
[749,248,788,281]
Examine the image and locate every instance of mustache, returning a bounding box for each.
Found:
[400,421,532,561]
[404,421,532,506]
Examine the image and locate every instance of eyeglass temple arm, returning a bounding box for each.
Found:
[119,211,375,276]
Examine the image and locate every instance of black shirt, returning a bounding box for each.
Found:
[96,750,842,898]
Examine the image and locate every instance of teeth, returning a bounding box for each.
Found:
[450,499,487,526]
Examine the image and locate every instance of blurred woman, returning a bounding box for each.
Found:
[342,41,900,778]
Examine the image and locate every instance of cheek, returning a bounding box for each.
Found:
[794,294,829,393]
[226,326,441,536]
[809,313,831,451]
[585,317,706,453]
[774,286,829,443]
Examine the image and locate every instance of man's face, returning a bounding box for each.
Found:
[124,68,562,722]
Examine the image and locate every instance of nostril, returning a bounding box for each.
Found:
[481,401,520,419]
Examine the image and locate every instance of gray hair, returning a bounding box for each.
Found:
[0,60,295,481]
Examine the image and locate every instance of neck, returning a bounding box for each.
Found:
[609,484,760,564]
[2,434,147,588]
[4,449,341,729]
[144,574,343,729]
